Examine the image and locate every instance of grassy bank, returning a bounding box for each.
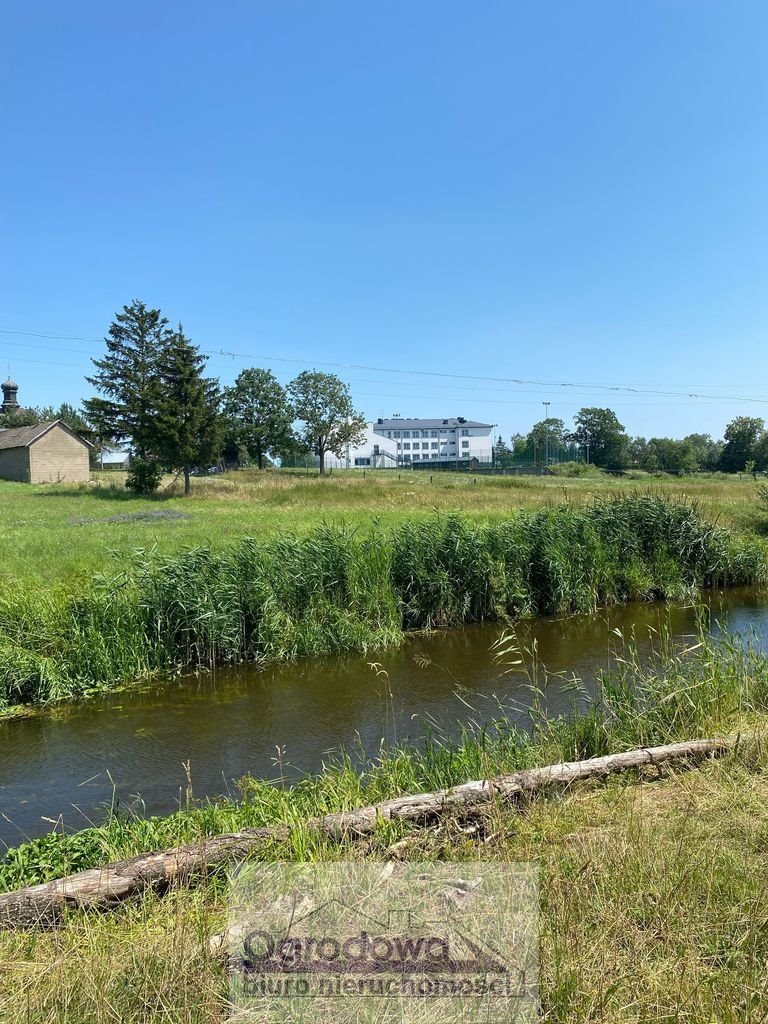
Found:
[2,628,768,1020]
[1,496,764,709]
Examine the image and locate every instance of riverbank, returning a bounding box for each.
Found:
[2,589,766,845]
[5,747,768,1022]
[2,624,766,886]
[1,495,765,710]
[2,630,768,1020]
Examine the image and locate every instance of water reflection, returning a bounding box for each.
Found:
[1,588,766,847]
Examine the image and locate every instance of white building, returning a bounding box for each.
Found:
[339,422,400,468]
[324,417,494,469]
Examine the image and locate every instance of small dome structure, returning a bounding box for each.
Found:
[1,377,20,414]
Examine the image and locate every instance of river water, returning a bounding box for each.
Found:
[1,588,767,848]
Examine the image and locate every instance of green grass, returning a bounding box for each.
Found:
[2,468,766,590]
[1,495,763,709]
[3,629,768,1020]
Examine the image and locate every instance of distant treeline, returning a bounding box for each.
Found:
[1,300,368,493]
[494,409,768,474]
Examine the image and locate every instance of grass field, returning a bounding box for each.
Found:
[2,467,765,590]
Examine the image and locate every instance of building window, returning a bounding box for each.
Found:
[422,430,429,438]
[431,442,438,449]
[461,429,469,436]
[387,432,392,438]
[412,442,420,449]
[413,454,420,461]
[431,430,438,437]
[397,442,402,449]
[354,457,371,466]
[394,430,400,437]
[461,441,469,449]
[403,431,411,438]
[403,442,410,450]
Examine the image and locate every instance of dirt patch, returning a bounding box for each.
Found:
[71,510,192,525]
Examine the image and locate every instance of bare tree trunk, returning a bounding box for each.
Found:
[0,737,727,929]
[184,466,191,496]
[318,445,325,475]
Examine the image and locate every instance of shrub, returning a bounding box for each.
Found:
[125,457,163,495]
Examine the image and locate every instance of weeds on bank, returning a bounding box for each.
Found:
[3,621,766,892]
[0,497,765,710]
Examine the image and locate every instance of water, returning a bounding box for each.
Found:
[1,589,767,848]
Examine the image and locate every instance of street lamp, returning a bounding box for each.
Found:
[542,401,550,467]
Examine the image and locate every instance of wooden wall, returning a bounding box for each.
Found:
[28,426,90,483]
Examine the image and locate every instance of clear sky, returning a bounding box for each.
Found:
[2,0,767,441]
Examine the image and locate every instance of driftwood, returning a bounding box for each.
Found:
[0,737,727,929]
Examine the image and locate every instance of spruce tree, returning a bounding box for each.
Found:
[84,300,169,459]
[493,435,512,468]
[155,327,222,495]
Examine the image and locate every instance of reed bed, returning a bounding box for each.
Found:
[0,496,764,709]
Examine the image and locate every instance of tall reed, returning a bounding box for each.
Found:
[0,497,764,709]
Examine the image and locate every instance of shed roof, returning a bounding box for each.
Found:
[0,420,93,451]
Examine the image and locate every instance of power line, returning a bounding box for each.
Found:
[1,324,768,405]
[0,349,751,407]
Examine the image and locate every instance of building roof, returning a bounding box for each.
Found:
[0,420,93,451]
[373,417,493,430]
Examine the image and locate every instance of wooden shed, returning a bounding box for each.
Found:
[0,421,92,484]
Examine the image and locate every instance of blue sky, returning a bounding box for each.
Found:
[2,0,767,440]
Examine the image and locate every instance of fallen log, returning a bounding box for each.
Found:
[313,736,729,835]
[0,737,727,929]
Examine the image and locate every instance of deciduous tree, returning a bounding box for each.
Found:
[719,417,765,473]
[527,418,567,464]
[569,408,629,469]
[287,371,365,475]
[223,368,295,469]
[683,433,722,472]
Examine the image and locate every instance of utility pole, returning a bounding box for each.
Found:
[542,401,550,467]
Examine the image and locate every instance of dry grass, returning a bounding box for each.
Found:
[4,743,768,1022]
